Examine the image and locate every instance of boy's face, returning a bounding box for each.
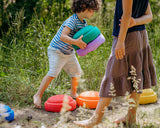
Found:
[83,9,95,19]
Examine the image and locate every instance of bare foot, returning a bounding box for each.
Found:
[71,93,79,99]
[114,116,136,125]
[33,94,41,108]
[74,119,98,128]
[114,117,127,125]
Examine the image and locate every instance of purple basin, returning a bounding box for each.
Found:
[76,34,105,56]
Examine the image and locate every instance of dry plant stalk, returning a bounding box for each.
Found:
[60,95,71,113]
[53,95,74,128]
[108,83,116,97]
[127,65,141,93]
[127,65,141,109]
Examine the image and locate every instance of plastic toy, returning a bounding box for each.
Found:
[76,91,100,109]
[139,88,157,104]
[72,25,101,50]
[44,95,76,112]
[0,104,14,121]
[76,33,105,56]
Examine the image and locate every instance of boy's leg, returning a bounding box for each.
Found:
[71,77,79,98]
[74,97,112,127]
[114,91,140,125]
[63,53,81,99]
[33,75,55,108]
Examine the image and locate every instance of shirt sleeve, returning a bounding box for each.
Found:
[64,17,76,30]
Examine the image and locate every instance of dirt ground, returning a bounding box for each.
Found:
[1,97,160,128]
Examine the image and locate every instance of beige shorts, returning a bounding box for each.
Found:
[47,46,81,78]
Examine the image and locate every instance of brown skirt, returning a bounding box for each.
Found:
[99,30,157,97]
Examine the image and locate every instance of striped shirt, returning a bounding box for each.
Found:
[50,13,87,55]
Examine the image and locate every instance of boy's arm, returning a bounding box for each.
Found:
[128,3,153,28]
[60,26,87,49]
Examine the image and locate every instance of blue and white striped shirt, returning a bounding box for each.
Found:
[50,13,87,54]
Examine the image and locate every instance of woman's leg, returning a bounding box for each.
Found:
[74,97,112,128]
[71,77,79,98]
[114,91,140,125]
[33,75,55,108]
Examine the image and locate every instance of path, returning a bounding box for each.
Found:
[1,98,160,128]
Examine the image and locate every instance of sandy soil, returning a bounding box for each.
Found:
[1,97,160,128]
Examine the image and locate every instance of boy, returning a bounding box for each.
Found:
[34,0,101,108]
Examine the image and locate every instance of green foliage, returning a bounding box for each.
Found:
[148,0,160,87]
[0,0,160,109]
[0,0,38,36]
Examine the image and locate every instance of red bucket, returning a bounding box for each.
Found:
[45,95,76,112]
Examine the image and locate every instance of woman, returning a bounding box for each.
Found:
[74,0,157,127]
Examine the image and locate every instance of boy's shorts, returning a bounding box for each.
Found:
[47,46,81,78]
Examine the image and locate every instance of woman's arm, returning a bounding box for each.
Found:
[115,0,133,60]
[60,26,87,49]
[128,3,153,28]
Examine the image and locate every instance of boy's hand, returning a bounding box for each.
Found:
[76,35,87,49]
[119,17,136,28]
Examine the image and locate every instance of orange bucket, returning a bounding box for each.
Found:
[76,91,99,109]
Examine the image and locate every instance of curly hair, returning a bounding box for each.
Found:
[71,0,101,13]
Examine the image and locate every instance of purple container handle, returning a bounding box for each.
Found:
[76,34,105,56]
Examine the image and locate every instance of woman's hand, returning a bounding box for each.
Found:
[75,35,87,49]
[119,17,136,28]
[115,41,125,60]
[128,17,136,28]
